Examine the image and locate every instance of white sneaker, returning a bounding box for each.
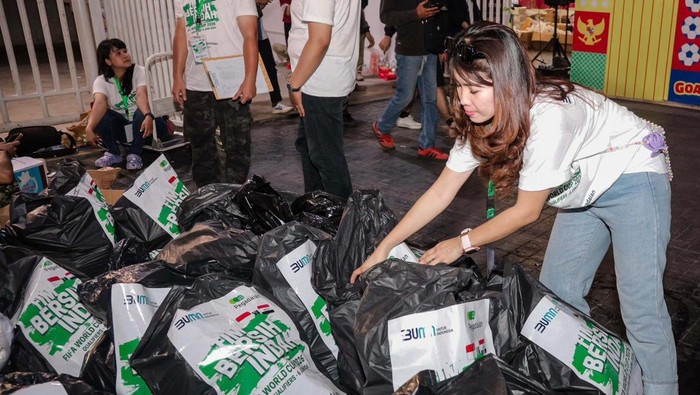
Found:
[272,103,294,114]
[396,114,422,130]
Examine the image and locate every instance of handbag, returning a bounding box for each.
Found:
[7,126,77,158]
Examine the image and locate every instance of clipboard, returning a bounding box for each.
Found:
[202,54,273,100]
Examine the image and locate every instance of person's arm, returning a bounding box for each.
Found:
[86,93,109,146]
[417,188,551,266]
[380,0,437,27]
[135,86,155,137]
[172,17,188,106]
[233,15,259,104]
[287,21,332,117]
[0,151,13,185]
[351,166,474,282]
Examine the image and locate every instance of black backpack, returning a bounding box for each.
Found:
[7,126,77,158]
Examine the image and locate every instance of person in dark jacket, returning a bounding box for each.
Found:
[371,0,448,161]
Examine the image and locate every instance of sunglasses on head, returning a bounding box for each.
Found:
[445,36,486,63]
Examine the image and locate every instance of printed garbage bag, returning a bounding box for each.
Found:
[112,155,190,251]
[0,372,114,395]
[77,261,195,324]
[5,193,114,278]
[177,183,246,232]
[252,221,340,384]
[290,191,345,235]
[156,221,259,281]
[231,175,294,235]
[355,259,485,393]
[497,265,643,395]
[111,284,172,395]
[309,190,400,394]
[130,273,343,395]
[2,255,107,379]
[393,354,548,395]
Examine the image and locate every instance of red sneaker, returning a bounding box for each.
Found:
[418,147,448,161]
[372,121,395,150]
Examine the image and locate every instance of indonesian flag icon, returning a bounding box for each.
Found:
[257,304,274,315]
[168,176,177,184]
[235,311,254,326]
[47,272,74,283]
[466,343,477,361]
[478,338,486,356]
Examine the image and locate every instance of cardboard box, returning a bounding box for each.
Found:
[87,167,121,190]
[12,156,48,194]
[101,189,124,205]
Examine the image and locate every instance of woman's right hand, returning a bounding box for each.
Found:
[86,128,101,146]
[350,246,391,284]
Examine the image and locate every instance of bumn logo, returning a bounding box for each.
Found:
[534,307,559,334]
[174,312,205,330]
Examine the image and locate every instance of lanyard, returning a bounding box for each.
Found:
[485,180,495,273]
[113,77,130,118]
[195,0,203,28]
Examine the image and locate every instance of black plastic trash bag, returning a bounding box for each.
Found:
[112,155,190,251]
[252,221,340,384]
[77,261,195,324]
[355,259,485,394]
[5,193,114,278]
[290,191,345,235]
[77,261,196,395]
[393,354,548,395]
[0,371,114,395]
[309,190,399,394]
[231,175,294,235]
[495,265,643,394]
[156,221,260,280]
[0,255,108,380]
[131,274,342,395]
[177,183,247,232]
[109,238,150,271]
[0,314,12,371]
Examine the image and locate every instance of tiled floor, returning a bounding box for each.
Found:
[58,80,699,393]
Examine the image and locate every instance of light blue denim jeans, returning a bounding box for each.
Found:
[540,172,677,395]
[377,54,438,149]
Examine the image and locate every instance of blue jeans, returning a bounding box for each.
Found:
[295,93,352,199]
[377,54,438,149]
[96,108,168,156]
[540,172,677,395]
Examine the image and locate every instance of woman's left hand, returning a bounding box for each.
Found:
[418,236,463,266]
[140,116,154,138]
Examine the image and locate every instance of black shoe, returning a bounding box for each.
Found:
[343,111,358,127]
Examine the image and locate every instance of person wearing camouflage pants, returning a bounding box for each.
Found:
[172,0,259,187]
[183,91,252,185]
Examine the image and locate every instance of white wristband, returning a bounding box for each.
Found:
[460,228,480,254]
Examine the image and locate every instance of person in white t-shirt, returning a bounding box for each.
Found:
[172,0,258,187]
[286,0,361,199]
[86,39,170,170]
[352,22,677,394]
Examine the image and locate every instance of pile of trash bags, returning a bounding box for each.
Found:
[0,158,643,394]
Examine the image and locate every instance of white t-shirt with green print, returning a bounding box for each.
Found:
[174,0,258,92]
[92,65,145,121]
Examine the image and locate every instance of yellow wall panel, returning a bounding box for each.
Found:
[605,0,679,101]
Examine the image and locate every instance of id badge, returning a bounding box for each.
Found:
[190,35,210,64]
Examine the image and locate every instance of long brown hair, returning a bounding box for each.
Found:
[448,22,573,196]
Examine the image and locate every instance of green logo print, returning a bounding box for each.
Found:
[157,179,188,236]
[184,0,219,29]
[311,296,332,336]
[230,296,245,304]
[119,338,151,395]
[199,315,303,394]
[572,321,623,395]
[18,278,91,356]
